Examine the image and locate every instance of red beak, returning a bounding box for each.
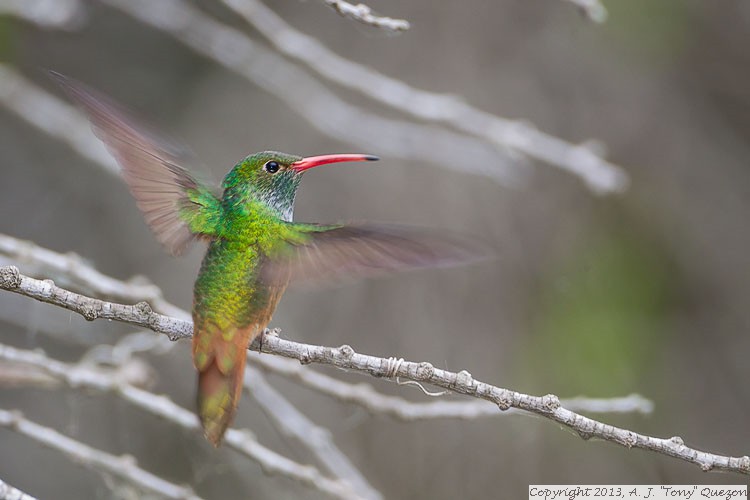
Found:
[290,154,379,173]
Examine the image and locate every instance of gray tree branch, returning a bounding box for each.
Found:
[0,0,84,29]
[250,351,653,420]
[222,0,625,193]
[0,343,365,500]
[0,478,36,500]
[563,0,607,23]
[0,408,203,500]
[246,367,381,500]
[0,232,651,421]
[0,15,523,188]
[316,0,410,31]
[1,265,747,476]
[0,233,188,320]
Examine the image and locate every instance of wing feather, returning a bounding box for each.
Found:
[52,72,219,255]
[262,224,489,287]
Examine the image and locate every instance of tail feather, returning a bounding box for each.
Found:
[196,358,245,446]
[193,323,253,446]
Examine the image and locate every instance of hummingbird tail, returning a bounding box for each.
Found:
[194,324,253,446]
[196,358,244,446]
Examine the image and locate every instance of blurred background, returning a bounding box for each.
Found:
[1,0,750,498]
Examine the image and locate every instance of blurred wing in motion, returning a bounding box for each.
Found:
[263,223,490,287]
[51,71,221,256]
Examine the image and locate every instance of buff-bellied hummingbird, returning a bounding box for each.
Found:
[53,72,485,445]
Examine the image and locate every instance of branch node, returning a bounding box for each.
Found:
[542,394,561,411]
[338,345,355,359]
[496,395,512,411]
[578,430,593,441]
[299,351,313,365]
[0,266,21,288]
[415,361,434,379]
[669,436,685,446]
[80,303,99,321]
[740,457,750,472]
[623,432,638,448]
[134,301,153,315]
[455,370,473,388]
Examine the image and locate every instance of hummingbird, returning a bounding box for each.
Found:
[53,72,484,445]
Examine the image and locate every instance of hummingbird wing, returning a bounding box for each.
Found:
[262,223,489,287]
[51,72,221,256]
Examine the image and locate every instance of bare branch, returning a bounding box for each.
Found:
[0,408,203,500]
[317,0,410,31]
[259,336,750,476]
[1,265,747,475]
[563,0,608,24]
[0,265,193,339]
[222,0,627,194]
[0,344,368,499]
[0,343,366,500]
[246,367,382,500]
[0,296,378,498]
[251,351,653,419]
[1,18,521,188]
[562,395,653,414]
[0,229,653,432]
[0,0,85,29]
[0,231,653,421]
[0,233,188,320]
[0,361,60,389]
[0,478,37,500]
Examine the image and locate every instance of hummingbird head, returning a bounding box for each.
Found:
[222,151,378,221]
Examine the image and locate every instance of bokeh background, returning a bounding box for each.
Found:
[1,0,750,498]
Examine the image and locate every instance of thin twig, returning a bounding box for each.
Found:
[0,408,203,500]
[0,231,651,419]
[0,343,365,500]
[0,478,37,500]
[250,351,653,419]
[0,231,653,423]
[562,0,608,23]
[1,15,521,187]
[223,0,627,194]
[246,367,382,500]
[0,295,379,498]
[1,265,747,475]
[318,0,409,31]
[0,0,84,29]
[0,361,60,389]
[0,233,188,320]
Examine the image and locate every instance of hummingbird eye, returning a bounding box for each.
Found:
[264,161,280,174]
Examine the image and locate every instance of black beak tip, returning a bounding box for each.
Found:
[365,155,380,162]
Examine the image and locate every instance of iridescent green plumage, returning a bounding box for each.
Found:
[189,152,308,443]
[55,73,486,446]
